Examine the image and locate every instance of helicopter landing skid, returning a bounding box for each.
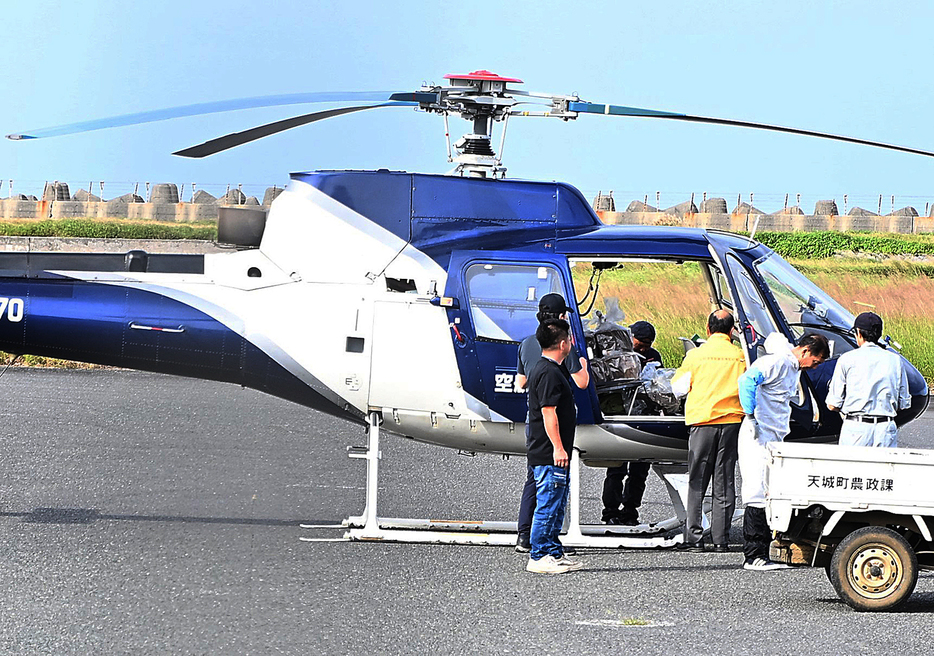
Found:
[300,412,705,549]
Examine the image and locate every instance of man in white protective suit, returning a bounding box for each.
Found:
[737,332,829,571]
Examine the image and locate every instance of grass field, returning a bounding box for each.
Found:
[0,217,216,240]
[573,259,934,383]
[793,261,934,384]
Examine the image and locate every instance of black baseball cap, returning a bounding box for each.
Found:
[630,320,656,343]
[854,311,883,335]
[539,293,573,314]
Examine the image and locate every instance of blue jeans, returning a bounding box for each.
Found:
[530,465,570,560]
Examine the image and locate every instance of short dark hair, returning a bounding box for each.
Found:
[536,308,563,323]
[707,310,734,335]
[536,318,570,350]
[799,333,831,359]
[856,325,882,344]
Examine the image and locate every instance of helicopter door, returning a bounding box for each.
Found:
[706,237,818,431]
[444,250,596,425]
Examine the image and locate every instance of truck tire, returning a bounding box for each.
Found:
[829,526,917,611]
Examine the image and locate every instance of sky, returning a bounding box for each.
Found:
[1,0,933,214]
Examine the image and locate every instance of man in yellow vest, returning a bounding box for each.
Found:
[672,310,746,552]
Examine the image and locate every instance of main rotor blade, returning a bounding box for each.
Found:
[172,102,415,158]
[6,91,401,140]
[569,101,934,158]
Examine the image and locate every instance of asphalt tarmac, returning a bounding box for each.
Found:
[1,369,933,655]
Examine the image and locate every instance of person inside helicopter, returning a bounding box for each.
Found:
[600,320,663,525]
[583,306,683,418]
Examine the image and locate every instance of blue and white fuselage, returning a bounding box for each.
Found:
[0,170,926,466]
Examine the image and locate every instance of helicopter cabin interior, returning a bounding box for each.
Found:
[568,257,725,420]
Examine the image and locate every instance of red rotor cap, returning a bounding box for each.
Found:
[443,70,523,83]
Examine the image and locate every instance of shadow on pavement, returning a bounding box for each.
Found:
[582,563,740,574]
[0,507,328,527]
[816,593,934,613]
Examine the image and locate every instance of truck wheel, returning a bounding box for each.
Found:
[829,527,917,612]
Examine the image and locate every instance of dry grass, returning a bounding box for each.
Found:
[0,353,108,369]
[0,216,215,229]
[574,262,709,368]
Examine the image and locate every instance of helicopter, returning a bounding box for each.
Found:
[4,70,930,548]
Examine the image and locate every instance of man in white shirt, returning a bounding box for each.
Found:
[826,312,911,447]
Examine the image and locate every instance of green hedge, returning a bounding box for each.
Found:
[756,231,934,259]
[0,223,931,260]
[0,219,216,240]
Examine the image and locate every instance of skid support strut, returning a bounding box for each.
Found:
[302,414,690,548]
[346,411,382,538]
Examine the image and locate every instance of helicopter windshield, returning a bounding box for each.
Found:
[754,253,854,337]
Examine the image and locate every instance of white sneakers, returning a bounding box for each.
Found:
[743,557,791,571]
[526,554,584,574]
[556,555,584,571]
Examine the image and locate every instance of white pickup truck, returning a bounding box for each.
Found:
[766,442,934,611]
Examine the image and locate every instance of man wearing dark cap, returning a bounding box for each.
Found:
[630,320,663,366]
[600,320,662,525]
[827,312,910,447]
[514,292,589,553]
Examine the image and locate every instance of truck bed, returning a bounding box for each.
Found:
[767,442,934,533]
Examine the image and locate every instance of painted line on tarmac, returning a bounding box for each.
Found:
[575,619,675,628]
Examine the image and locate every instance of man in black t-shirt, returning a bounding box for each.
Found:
[514,293,589,554]
[601,320,661,525]
[525,319,584,575]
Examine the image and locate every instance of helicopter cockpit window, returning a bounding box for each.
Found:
[755,253,856,359]
[755,254,855,339]
[465,263,564,341]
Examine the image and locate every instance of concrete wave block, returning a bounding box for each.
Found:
[769,205,804,216]
[192,190,217,204]
[150,183,179,204]
[42,181,70,201]
[662,200,698,217]
[731,202,763,215]
[72,189,102,202]
[887,206,918,217]
[626,200,658,212]
[262,187,283,206]
[219,188,246,205]
[699,197,727,213]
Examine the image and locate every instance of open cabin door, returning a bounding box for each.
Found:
[443,250,597,425]
[706,234,819,435]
